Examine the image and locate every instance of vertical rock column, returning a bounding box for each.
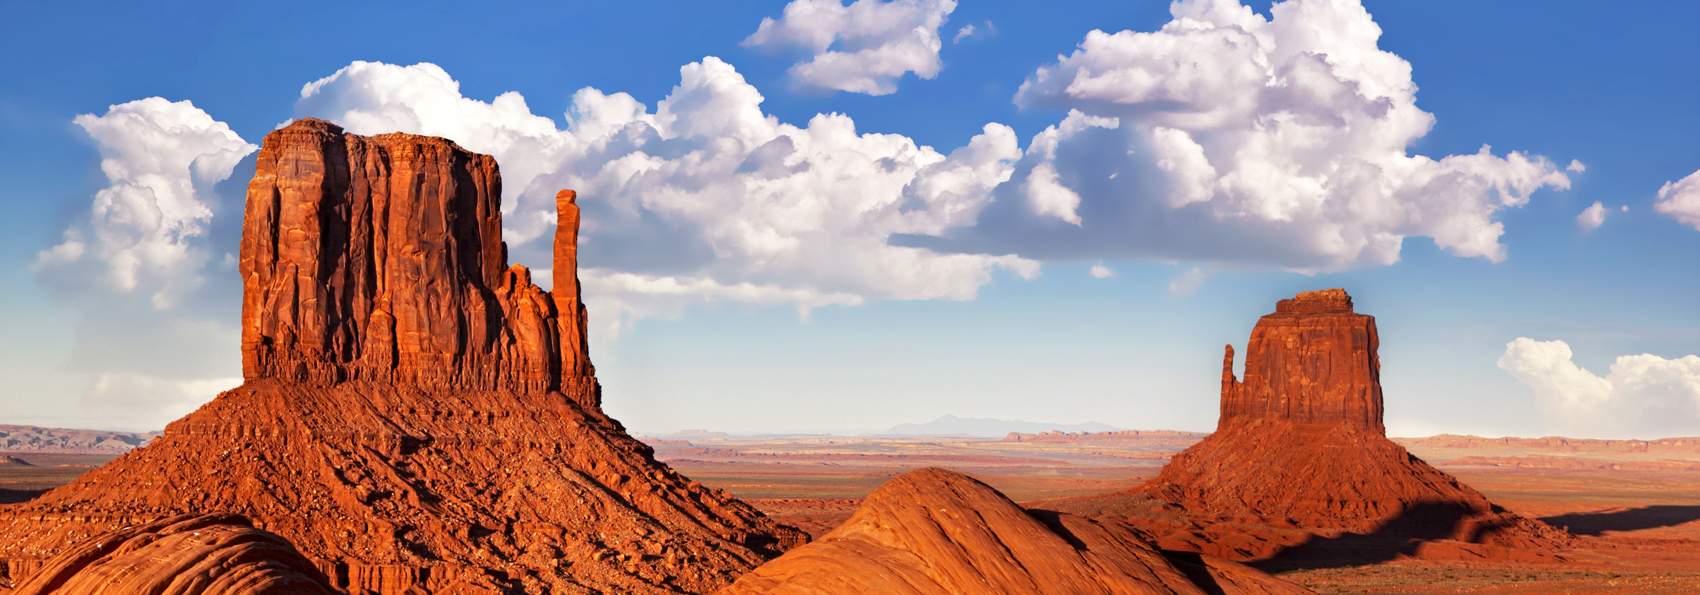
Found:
[553,189,599,409]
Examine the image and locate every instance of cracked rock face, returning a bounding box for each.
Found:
[0,119,806,595]
[720,468,1313,595]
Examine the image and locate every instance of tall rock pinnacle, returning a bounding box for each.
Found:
[553,189,595,406]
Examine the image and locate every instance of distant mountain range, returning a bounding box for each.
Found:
[0,425,160,454]
[879,415,1121,437]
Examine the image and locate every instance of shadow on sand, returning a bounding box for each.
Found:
[1539,505,1700,536]
[1250,503,1478,572]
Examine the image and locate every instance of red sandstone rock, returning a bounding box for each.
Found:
[1062,289,1575,565]
[240,118,578,400]
[11,513,336,595]
[1221,289,1382,432]
[720,468,1313,595]
[0,119,805,595]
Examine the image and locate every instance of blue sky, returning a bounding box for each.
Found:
[2,0,1697,438]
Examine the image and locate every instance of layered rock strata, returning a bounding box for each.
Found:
[721,468,1313,595]
[1062,290,1573,563]
[0,119,805,595]
[11,513,336,595]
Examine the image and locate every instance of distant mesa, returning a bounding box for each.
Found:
[0,118,805,595]
[720,468,1313,595]
[669,430,732,439]
[1057,289,1576,565]
[883,415,1121,437]
[0,455,30,467]
[1001,429,1206,450]
[0,425,158,455]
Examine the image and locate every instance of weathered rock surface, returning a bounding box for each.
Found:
[10,513,336,595]
[1060,289,1574,565]
[0,119,804,595]
[720,468,1313,595]
[1220,289,1382,432]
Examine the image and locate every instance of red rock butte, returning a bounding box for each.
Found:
[1060,289,1573,565]
[0,119,805,595]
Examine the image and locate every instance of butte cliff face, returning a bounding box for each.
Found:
[1061,290,1573,564]
[0,119,804,595]
[239,119,592,403]
[1219,289,1382,433]
[720,468,1314,595]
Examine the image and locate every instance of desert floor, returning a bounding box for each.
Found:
[6,436,1700,593]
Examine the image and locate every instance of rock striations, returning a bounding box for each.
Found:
[11,513,336,595]
[720,468,1313,595]
[0,119,805,595]
[1076,289,1574,564]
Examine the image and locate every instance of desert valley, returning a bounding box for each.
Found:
[0,120,1696,594]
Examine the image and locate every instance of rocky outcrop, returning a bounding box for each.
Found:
[720,468,1313,595]
[0,456,29,467]
[1060,289,1574,565]
[0,119,805,595]
[10,514,336,595]
[1220,289,1382,432]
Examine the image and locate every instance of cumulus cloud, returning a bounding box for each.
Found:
[1576,201,1607,231]
[1499,338,1700,438]
[741,0,957,95]
[296,58,1037,339]
[1655,168,1700,231]
[901,0,1574,273]
[1089,263,1116,278]
[30,98,255,428]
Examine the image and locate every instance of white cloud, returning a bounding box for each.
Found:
[952,23,975,43]
[36,98,255,297]
[909,0,1573,272]
[1022,162,1083,225]
[296,58,1037,341]
[1567,159,1586,173]
[1576,200,1607,231]
[1089,263,1115,278]
[1168,266,1207,297]
[741,0,957,95]
[1499,337,1700,439]
[30,98,256,428]
[952,20,994,44]
[1655,168,1700,231]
